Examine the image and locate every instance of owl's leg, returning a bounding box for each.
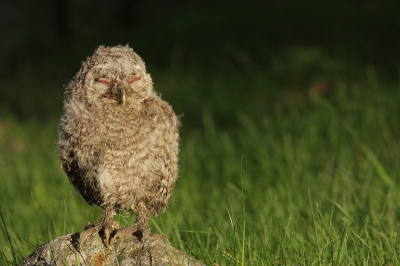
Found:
[134,201,151,238]
[136,201,170,243]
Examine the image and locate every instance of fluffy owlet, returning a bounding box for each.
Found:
[58,45,180,247]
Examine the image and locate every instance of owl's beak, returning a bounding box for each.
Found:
[114,81,128,106]
[121,89,126,106]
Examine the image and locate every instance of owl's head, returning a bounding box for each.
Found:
[69,45,154,107]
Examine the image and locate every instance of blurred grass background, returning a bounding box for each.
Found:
[1,0,400,265]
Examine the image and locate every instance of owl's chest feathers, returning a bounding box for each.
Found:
[72,99,163,167]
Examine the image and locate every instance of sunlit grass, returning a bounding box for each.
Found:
[1,67,400,265]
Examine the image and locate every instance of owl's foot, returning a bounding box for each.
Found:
[79,221,120,250]
[102,223,114,249]
[136,229,170,244]
[113,224,170,244]
[100,220,120,249]
[112,201,170,243]
[79,223,101,245]
[112,224,139,242]
[96,207,118,249]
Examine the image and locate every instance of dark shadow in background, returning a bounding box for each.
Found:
[1,0,399,125]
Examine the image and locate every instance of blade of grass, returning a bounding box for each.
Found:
[240,155,246,266]
[0,209,17,265]
[358,143,394,187]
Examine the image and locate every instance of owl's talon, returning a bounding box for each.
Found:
[103,223,114,249]
[79,221,118,249]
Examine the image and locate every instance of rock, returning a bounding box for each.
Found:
[20,230,205,266]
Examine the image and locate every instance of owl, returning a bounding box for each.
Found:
[58,45,180,248]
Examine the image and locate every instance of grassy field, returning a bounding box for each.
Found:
[1,57,400,265]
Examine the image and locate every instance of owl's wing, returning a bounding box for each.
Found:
[60,151,102,206]
[148,101,180,200]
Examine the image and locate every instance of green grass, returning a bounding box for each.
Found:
[1,65,400,265]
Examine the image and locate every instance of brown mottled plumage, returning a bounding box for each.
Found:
[58,45,180,247]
